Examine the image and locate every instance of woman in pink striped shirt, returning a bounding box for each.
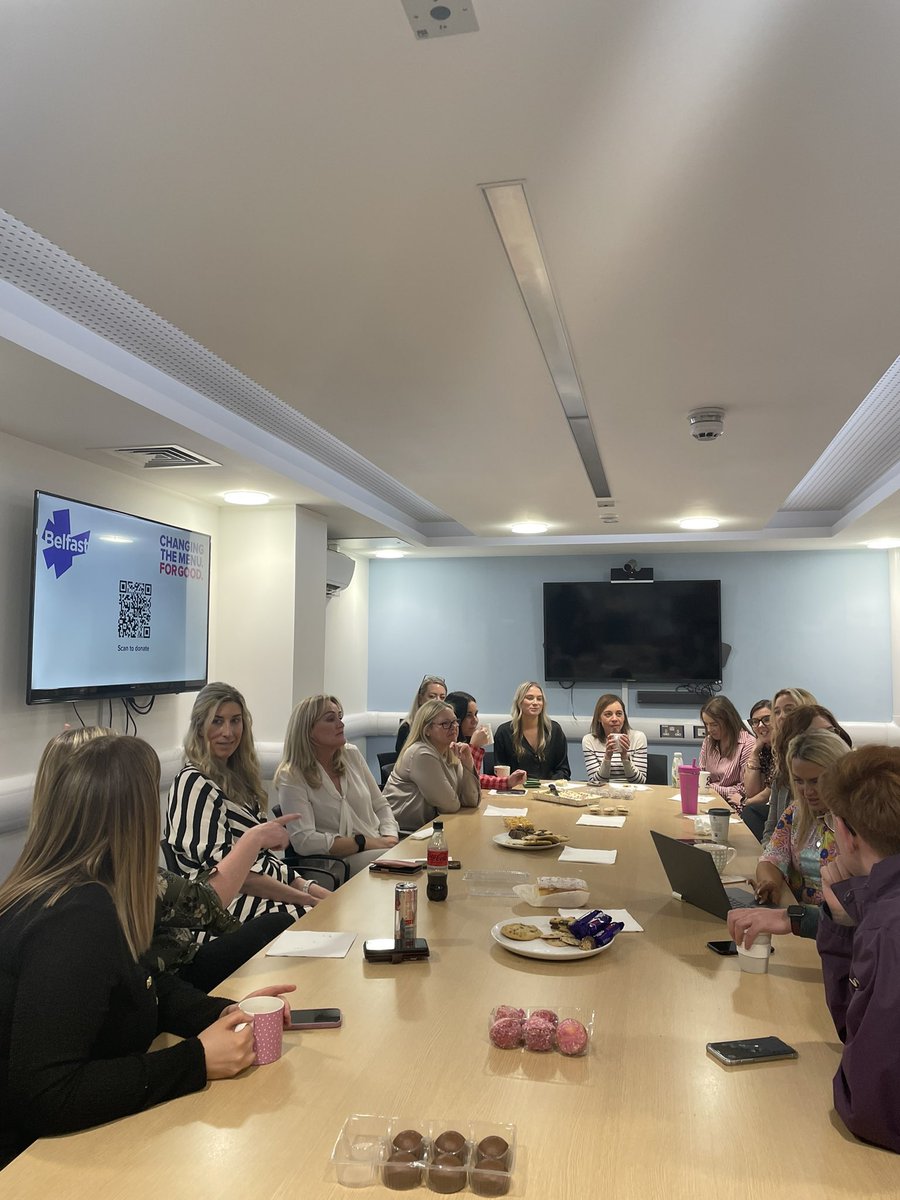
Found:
[699,696,755,813]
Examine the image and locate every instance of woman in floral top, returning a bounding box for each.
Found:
[755,730,850,904]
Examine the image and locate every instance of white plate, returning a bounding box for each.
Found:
[493,832,564,851]
[490,917,617,961]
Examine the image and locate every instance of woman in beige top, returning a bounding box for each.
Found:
[383,699,482,831]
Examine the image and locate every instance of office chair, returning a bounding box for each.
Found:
[646,752,669,786]
[481,750,495,775]
[377,751,398,788]
[270,804,349,890]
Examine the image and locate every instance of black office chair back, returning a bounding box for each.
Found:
[377,751,398,789]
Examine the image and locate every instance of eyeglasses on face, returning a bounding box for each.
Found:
[432,719,459,731]
[750,714,771,728]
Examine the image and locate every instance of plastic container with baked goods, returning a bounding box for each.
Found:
[488,1005,594,1056]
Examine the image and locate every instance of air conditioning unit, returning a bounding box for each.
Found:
[326,550,356,597]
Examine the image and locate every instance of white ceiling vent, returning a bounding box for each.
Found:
[103,445,222,469]
[401,1,478,39]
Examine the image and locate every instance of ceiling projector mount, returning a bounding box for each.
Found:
[688,408,725,442]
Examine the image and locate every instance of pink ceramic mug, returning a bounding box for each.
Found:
[238,996,285,1065]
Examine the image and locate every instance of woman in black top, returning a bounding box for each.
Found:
[0,735,293,1169]
[493,681,571,780]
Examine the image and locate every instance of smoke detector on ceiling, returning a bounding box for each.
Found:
[401,1,479,39]
[688,408,725,442]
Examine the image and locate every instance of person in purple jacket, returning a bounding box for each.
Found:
[816,745,900,1153]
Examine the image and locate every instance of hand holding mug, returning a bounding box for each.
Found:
[605,733,621,758]
[198,1008,256,1079]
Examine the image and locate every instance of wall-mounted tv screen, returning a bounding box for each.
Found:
[27,491,210,704]
[543,580,722,684]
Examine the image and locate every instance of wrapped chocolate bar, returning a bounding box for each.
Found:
[570,910,612,940]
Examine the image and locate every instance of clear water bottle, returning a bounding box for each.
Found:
[671,752,683,789]
[426,820,449,902]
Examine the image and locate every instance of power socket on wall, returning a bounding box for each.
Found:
[659,724,685,739]
[693,725,706,738]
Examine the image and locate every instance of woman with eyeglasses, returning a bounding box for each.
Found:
[444,691,527,791]
[395,675,447,756]
[493,682,571,781]
[698,696,755,812]
[754,730,850,905]
[382,698,481,830]
[275,695,400,878]
[741,700,774,840]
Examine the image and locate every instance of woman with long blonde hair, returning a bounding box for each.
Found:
[0,735,294,1169]
[493,682,571,780]
[165,682,330,924]
[383,698,481,830]
[755,730,850,905]
[275,694,399,876]
[395,674,447,755]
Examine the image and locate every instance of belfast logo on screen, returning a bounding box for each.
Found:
[41,509,91,577]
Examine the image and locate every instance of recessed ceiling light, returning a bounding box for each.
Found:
[679,517,720,531]
[373,549,407,559]
[223,490,271,506]
[865,538,900,549]
[510,521,549,535]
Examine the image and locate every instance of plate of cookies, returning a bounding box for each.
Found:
[490,916,618,961]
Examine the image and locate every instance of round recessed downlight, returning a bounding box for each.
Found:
[223,490,271,506]
[373,549,407,559]
[679,517,720,531]
[865,538,900,549]
[510,521,549,535]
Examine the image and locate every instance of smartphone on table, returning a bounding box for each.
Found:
[706,1037,797,1065]
[288,1007,342,1030]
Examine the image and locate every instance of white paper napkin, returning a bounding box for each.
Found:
[576,814,626,828]
[558,846,617,865]
[408,826,434,840]
[558,907,643,933]
[482,804,528,817]
[265,930,357,958]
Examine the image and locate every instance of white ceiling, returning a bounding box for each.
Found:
[2,0,900,555]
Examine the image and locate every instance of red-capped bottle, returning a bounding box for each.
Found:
[426,819,449,902]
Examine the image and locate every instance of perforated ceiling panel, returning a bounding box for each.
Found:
[0,209,450,525]
[782,355,900,512]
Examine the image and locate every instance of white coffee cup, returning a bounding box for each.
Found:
[698,770,711,792]
[695,842,737,874]
[737,932,771,974]
[494,765,510,779]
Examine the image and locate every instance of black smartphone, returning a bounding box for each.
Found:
[706,1037,798,1066]
[287,1007,342,1030]
[707,939,738,956]
[368,860,425,875]
[363,937,430,962]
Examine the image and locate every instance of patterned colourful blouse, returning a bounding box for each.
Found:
[760,803,836,905]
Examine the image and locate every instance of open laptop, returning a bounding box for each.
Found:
[650,830,770,921]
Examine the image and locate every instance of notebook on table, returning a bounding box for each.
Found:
[649,830,771,921]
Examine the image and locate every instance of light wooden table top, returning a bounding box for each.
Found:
[5,785,896,1197]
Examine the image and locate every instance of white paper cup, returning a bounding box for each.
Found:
[698,770,711,792]
[695,842,737,874]
[494,765,510,779]
[737,932,771,974]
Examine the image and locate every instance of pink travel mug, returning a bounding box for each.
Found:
[238,996,285,1065]
[678,762,701,815]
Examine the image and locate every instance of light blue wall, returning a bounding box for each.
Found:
[368,551,893,724]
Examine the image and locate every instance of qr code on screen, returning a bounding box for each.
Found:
[118,580,152,639]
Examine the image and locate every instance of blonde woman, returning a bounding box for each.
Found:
[395,674,447,755]
[35,728,296,990]
[383,698,481,830]
[493,682,571,780]
[165,682,330,925]
[755,730,850,905]
[275,694,400,877]
[0,735,294,1168]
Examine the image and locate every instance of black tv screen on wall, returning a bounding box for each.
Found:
[543,580,722,684]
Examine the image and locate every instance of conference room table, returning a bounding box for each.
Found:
[5,785,897,1197]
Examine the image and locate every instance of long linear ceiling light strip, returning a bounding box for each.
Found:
[481,181,612,501]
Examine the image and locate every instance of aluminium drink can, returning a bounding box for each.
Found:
[394,881,418,950]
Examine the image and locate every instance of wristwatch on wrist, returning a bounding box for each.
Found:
[786,904,805,936]
[354,833,367,853]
